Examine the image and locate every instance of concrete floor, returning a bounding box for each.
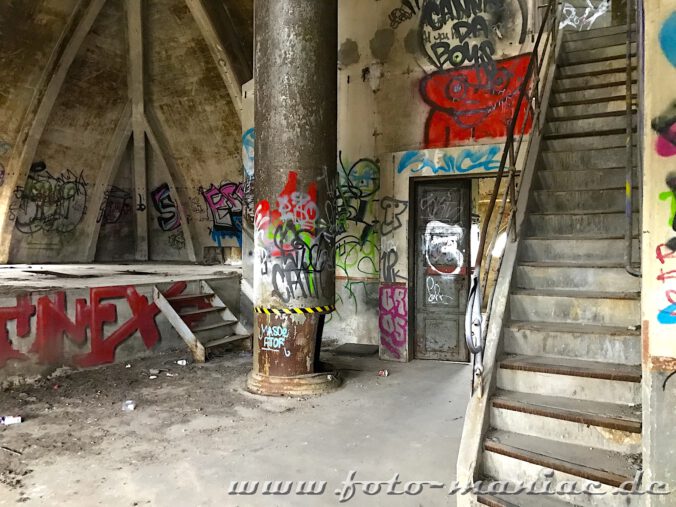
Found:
[0,264,241,294]
[0,349,470,506]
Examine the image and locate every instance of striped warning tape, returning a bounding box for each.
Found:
[254,305,336,315]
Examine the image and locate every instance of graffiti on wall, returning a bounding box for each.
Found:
[243,128,255,224]
[97,186,132,225]
[415,0,531,147]
[151,183,181,232]
[10,161,88,234]
[560,0,610,31]
[201,182,244,247]
[379,284,408,360]
[397,146,502,175]
[0,282,186,369]
[380,197,408,237]
[336,154,380,278]
[259,323,291,357]
[388,0,424,28]
[255,171,335,304]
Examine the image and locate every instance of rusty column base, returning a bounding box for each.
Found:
[246,312,342,396]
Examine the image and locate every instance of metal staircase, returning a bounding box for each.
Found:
[458,6,644,505]
[154,280,251,362]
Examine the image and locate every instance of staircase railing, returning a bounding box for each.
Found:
[465,0,561,396]
[625,0,641,277]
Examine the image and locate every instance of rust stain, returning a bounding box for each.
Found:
[649,356,676,372]
[642,319,650,367]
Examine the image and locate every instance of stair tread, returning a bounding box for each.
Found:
[484,430,639,488]
[477,490,577,507]
[500,355,641,383]
[511,288,640,300]
[556,66,636,80]
[492,389,641,432]
[562,23,635,42]
[518,261,628,268]
[204,334,250,348]
[558,53,635,68]
[179,306,224,317]
[553,80,635,93]
[543,128,632,140]
[191,320,236,333]
[524,234,639,240]
[166,293,214,302]
[528,209,635,216]
[507,320,640,336]
[546,110,633,122]
[551,94,636,107]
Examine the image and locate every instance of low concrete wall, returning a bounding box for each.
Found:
[0,275,241,387]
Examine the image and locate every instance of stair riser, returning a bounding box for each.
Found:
[525,214,639,237]
[497,369,641,405]
[531,189,639,213]
[548,99,628,119]
[555,70,637,90]
[481,452,642,507]
[543,134,633,151]
[514,266,640,292]
[490,408,641,454]
[562,23,635,42]
[562,32,636,53]
[560,43,636,65]
[510,294,639,327]
[545,115,636,137]
[557,57,632,76]
[504,328,641,365]
[520,239,639,263]
[536,169,630,190]
[553,84,635,104]
[541,147,635,170]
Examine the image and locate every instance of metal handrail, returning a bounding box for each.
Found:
[625,1,641,277]
[465,0,560,395]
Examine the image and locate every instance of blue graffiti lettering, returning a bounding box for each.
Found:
[397,146,501,175]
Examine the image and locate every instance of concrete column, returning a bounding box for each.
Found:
[248,0,340,395]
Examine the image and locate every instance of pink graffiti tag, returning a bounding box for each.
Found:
[379,284,408,359]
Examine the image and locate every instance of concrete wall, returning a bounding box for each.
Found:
[642,2,676,502]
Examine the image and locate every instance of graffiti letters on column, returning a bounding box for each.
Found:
[255,171,335,304]
[242,128,255,224]
[379,284,408,359]
[151,183,185,251]
[10,161,88,234]
[201,182,244,247]
[97,186,132,225]
[336,154,380,278]
[417,0,531,147]
[652,13,676,325]
[0,282,186,368]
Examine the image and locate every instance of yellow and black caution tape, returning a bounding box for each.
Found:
[254,305,336,315]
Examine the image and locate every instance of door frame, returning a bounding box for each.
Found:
[408,175,473,361]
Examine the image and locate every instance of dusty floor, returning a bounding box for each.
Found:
[0,348,470,506]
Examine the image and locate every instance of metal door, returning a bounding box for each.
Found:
[413,180,470,361]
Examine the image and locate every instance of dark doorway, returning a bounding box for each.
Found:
[412,179,471,362]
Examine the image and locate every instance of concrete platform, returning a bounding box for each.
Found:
[0,263,242,295]
[0,349,470,506]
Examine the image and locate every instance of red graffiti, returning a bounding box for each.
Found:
[420,54,533,148]
[0,282,186,368]
[657,243,676,264]
[379,284,408,360]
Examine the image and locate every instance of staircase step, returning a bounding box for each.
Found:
[548,96,634,118]
[514,264,640,292]
[536,168,631,190]
[559,43,635,66]
[562,31,636,53]
[552,83,635,104]
[544,113,635,137]
[557,54,634,77]
[477,491,576,507]
[525,212,639,237]
[554,68,636,90]
[179,307,223,317]
[167,293,214,304]
[491,393,640,454]
[542,133,634,151]
[540,147,635,170]
[510,289,640,327]
[483,430,640,489]
[500,355,641,383]
[204,334,251,349]
[531,188,638,213]
[504,321,640,365]
[562,23,635,42]
[520,238,639,263]
[191,321,236,333]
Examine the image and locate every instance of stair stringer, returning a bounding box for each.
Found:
[456,26,564,507]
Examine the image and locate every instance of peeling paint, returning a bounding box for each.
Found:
[338,38,360,67]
